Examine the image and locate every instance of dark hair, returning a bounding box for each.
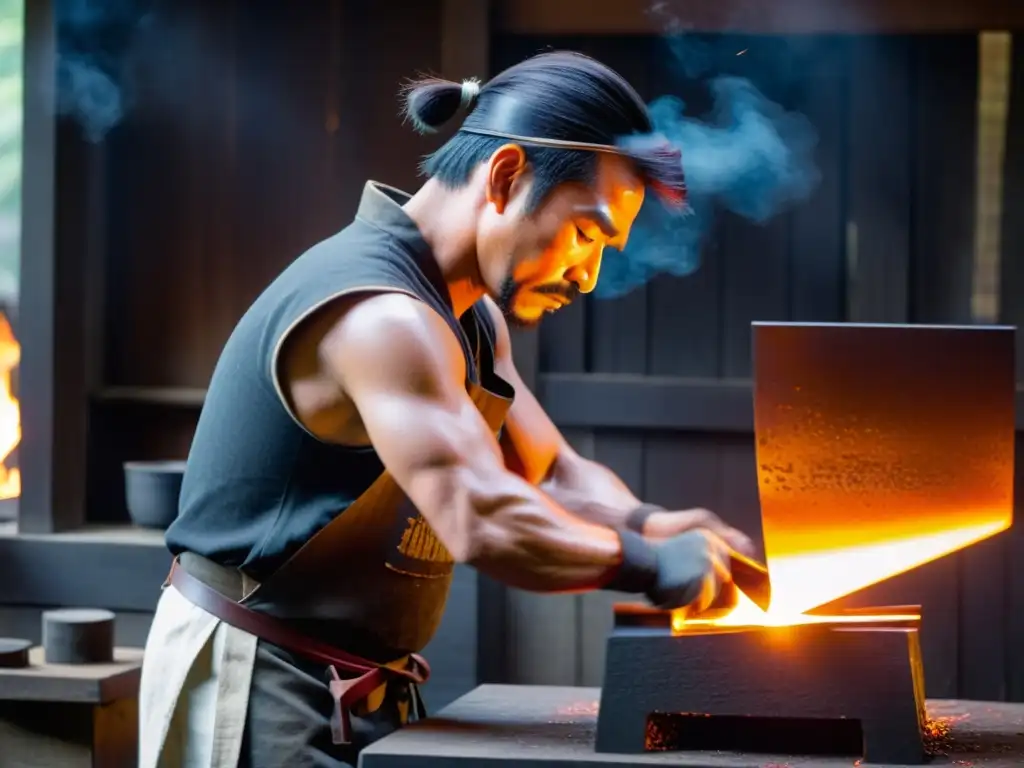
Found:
[401,51,686,212]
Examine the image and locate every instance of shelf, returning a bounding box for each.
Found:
[0,523,171,611]
[0,522,166,546]
[90,381,1024,431]
[92,387,207,407]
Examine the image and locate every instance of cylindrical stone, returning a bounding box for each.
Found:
[41,608,116,665]
[0,637,32,668]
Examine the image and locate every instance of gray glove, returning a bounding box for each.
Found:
[604,529,731,612]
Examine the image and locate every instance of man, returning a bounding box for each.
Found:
[139,51,757,768]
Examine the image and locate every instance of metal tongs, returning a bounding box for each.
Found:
[670,550,772,626]
[728,550,772,611]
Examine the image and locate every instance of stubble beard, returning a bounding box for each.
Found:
[497,275,580,330]
[497,276,540,329]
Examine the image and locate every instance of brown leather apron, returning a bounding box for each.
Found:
[164,376,511,751]
[243,379,511,650]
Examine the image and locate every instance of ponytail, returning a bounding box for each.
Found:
[401,76,482,134]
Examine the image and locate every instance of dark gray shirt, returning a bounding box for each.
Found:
[165,182,497,581]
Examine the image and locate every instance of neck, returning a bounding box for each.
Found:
[402,178,485,317]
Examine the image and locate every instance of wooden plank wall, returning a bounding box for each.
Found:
[84,0,452,522]
[492,32,1017,701]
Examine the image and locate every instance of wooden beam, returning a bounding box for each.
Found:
[539,374,754,431]
[19,0,90,534]
[539,373,1024,433]
[17,0,57,532]
[493,0,1024,36]
[19,0,100,534]
[100,374,1024,433]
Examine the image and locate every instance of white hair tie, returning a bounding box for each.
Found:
[460,78,481,109]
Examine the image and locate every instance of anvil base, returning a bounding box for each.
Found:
[595,606,927,765]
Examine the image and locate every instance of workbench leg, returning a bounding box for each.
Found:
[0,697,138,768]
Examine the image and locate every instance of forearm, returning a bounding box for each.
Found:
[424,464,643,593]
[453,467,727,613]
[538,450,648,530]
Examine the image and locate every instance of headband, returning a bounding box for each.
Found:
[458,126,632,155]
[456,93,634,156]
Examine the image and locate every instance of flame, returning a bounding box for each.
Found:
[0,312,19,499]
[675,325,1015,633]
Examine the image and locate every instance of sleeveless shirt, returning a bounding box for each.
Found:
[165,182,506,583]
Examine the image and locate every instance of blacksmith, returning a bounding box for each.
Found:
[138,51,758,768]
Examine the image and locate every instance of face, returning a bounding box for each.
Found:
[475,146,646,328]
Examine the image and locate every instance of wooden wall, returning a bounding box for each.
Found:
[11,0,1024,705]
[82,0,453,521]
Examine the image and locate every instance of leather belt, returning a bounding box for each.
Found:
[166,556,431,744]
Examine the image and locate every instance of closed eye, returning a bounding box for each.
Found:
[575,225,594,244]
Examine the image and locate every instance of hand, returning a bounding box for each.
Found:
[642,507,757,558]
[646,528,734,612]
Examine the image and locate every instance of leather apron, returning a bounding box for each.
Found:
[139,377,512,768]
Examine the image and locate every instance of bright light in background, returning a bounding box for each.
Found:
[0,0,22,307]
[971,32,1012,324]
[0,0,20,514]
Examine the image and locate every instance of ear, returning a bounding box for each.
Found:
[485,143,527,214]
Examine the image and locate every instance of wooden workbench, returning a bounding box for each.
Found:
[0,646,142,768]
[360,684,1024,767]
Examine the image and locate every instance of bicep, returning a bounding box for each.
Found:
[320,294,510,558]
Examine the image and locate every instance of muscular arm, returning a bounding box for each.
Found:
[319,292,625,593]
[483,297,756,554]
[486,307,642,529]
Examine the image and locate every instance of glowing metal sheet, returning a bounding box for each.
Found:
[750,322,1015,620]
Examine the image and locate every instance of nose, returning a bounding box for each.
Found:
[565,247,603,294]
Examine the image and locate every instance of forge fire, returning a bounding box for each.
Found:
[0,311,18,500]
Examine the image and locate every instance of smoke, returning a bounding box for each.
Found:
[54,0,154,143]
[595,19,821,299]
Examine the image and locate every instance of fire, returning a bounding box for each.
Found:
[0,312,19,499]
[675,324,1015,633]
[674,518,1006,632]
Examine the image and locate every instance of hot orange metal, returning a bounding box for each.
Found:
[676,323,1015,632]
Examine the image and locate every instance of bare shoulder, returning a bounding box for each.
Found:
[321,292,469,395]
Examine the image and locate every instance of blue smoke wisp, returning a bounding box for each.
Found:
[596,66,821,299]
[55,0,152,143]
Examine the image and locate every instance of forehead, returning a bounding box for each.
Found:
[550,154,645,245]
[581,157,643,247]
[594,153,645,210]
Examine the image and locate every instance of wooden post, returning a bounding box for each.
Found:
[19,0,90,533]
[493,0,1024,35]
